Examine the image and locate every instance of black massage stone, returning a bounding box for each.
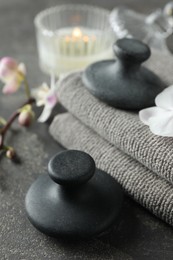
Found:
[25,150,123,240]
[82,38,166,110]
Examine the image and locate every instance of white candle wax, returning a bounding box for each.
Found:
[37,27,113,76]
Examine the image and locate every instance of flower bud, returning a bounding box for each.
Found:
[18,110,34,127]
[6,147,15,159]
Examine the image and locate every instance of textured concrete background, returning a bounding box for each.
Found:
[0,0,173,259]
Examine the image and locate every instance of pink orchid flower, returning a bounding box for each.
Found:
[32,77,58,123]
[139,85,173,137]
[0,57,26,94]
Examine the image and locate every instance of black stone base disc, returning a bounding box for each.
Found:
[82,59,165,110]
[25,169,123,240]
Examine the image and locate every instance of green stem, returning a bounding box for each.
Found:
[23,77,31,99]
[3,145,10,151]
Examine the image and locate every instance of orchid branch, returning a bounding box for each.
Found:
[0,97,35,157]
[0,57,58,159]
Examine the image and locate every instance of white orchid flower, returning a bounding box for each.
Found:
[139,85,173,136]
[32,75,58,122]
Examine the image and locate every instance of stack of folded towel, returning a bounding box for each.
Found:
[50,50,173,226]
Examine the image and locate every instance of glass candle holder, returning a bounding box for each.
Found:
[109,6,173,52]
[35,4,115,76]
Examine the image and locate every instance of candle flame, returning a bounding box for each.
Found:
[83,35,89,42]
[72,27,83,38]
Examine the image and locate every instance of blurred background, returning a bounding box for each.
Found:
[0,0,169,87]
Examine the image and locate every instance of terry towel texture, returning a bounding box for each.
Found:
[49,51,173,225]
[50,113,173,226]
[56,72,173,184]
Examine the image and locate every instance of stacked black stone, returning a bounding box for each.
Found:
[25,150,123,240]
[83,38,166,110]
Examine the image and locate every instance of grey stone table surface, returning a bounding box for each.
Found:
[0,0,173,259]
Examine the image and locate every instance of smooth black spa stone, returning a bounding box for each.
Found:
[83,38,166,110]
[25,150,123,240]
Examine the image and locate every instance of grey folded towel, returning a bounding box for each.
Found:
[50,113,173,226]
[56,72,173,184]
